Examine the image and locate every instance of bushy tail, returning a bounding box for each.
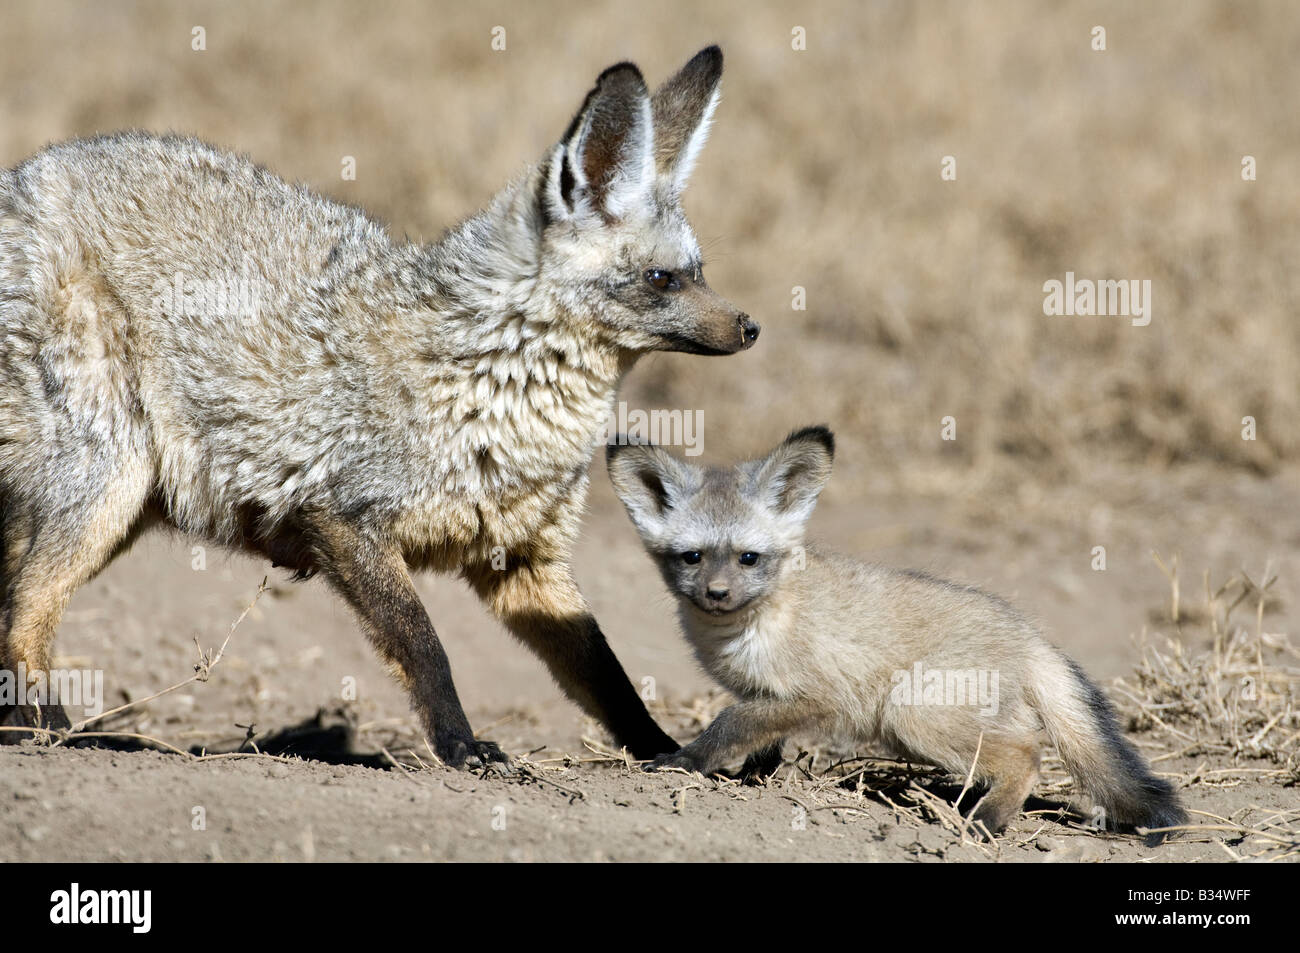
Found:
[1028,648,1186,844]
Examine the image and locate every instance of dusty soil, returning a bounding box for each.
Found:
[2,468,1296,862]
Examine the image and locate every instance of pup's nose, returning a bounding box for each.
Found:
[706,585,730,602]
[738,314,760,347]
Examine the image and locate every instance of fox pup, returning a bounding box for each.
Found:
[0,47,757,766]
[607,427,1186,839]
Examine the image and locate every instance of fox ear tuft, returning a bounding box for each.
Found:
[784,425,834,460]
[545,62,655,222]
[607,442,694,533]
[651,45,723,196]
[749,426,835,525]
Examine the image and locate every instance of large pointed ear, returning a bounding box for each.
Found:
[607,442,698,537]
[650,45,723,196]
[747,426,835,527]
[543,62,655,222]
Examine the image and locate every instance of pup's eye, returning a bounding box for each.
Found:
[738,552,760,567]
[646,269,680,292]
[680,551,702,565]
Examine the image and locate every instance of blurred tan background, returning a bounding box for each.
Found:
[6,0,1297,498]
[2,1,1295,747]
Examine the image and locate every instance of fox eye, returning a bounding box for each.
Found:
[646,269,680,292]
[738,552,760,567]
[680,551,702,565]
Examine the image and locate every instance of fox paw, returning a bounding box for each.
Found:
[0,704,70,744]
[435,736,511,773]
[624,727,681,761]
[647,749,708,774]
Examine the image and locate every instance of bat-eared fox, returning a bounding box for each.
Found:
[608,427,1186,841]
[0,47,759,767]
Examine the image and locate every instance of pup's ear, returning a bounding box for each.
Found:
[650,45,723,197]
[748,426,835,527]
[543,62,655,222]
[607,441,697,536]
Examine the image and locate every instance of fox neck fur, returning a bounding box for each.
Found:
[372,172,634,569]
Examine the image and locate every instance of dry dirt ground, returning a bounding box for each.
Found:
[2,1,1298,862]
[2,469,1296,863]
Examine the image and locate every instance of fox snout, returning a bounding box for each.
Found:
[657,287,760,355]
[705,579,733,607]
[702,299,760,355]
[694,572,750,615]
[700,310,760,355]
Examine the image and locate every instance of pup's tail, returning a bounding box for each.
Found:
[1028,647,1186,845]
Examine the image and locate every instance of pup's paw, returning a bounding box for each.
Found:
[646,749,707,774]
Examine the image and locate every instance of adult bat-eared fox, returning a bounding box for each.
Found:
[0,47,758,767]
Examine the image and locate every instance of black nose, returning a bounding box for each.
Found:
[706,586,730,602]
[738,314,760,345]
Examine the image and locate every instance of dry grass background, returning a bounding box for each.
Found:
[3,0,1296,504]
